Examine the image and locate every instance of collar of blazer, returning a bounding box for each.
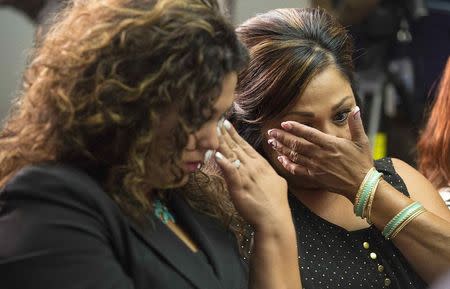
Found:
[129,193,240,289]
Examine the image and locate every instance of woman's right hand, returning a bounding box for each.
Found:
[267,106,374,201]
[214,119,291,234]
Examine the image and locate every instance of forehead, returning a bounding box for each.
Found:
[289,67,354,111]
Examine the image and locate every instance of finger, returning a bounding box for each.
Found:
[220,121,251,164]
[275,121,335,149]
[214,151,245,196]
[267,138,315,166]
[218,131,237,160]
[223,119,260,158]
[348,106,369,146]
[276,155,309,176]
[266,130,319,158]
[277,155,326,177]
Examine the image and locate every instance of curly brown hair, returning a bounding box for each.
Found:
[0,0,248,237]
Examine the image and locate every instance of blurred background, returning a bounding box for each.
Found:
[0,0,449,165]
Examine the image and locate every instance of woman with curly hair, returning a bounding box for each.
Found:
[417,57,450,209]
[0,1,300,288]
[232,7,450,288]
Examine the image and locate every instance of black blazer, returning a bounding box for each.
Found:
[0,164,247,289]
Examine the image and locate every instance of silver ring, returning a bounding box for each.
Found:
[232,159,241,169]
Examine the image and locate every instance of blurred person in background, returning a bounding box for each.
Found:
[312,0,450,165]
[0,0,66,36]
[417,57,450,209]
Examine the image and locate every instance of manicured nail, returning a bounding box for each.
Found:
[277,155,284,164]
[281,122,292,130]
[204,150,213,162]
[218,117,224,128]
[267,129,277,137]
[268,138,277,148]
[223,119,232,130]
[353,106,360,119]
[215,151,224,160]
[216,125,222,136]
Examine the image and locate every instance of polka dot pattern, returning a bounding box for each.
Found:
[290,158,427,289]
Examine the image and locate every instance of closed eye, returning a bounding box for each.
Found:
[333,110,351,125]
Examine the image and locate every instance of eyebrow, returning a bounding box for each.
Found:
[283,95,353,118]
[332,95,352,111]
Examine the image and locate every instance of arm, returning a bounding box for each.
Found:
[0,166,135,289]
[249,223,299,289]
[268,107,450,283]
[367,159,450,282]
[215,120,301,289]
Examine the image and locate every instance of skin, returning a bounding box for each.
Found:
[263,67,368,231]
[264,66,450,283]
[166,72,301,289]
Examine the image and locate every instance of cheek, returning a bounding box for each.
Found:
[183,134,197,150]
[341,124,352,140]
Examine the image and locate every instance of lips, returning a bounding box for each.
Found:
[185,161,202,172]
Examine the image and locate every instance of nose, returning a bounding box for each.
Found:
[193,121,220,151]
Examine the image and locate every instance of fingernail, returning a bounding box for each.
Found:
[216,125,222,136]
[353,106,360,120]
[268,138,277,148]
[215,151,224,160]
[218,117,224,128]
[267,129,277,137]
[277,155,284,164]
[223,119,232,130]
[204,150,213,162]
[281,122,292,130]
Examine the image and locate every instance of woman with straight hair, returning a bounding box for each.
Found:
[0,1,301,288]
[232,7,450,289]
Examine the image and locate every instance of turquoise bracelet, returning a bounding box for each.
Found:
[382,201,423,240]
[355,170,383,217]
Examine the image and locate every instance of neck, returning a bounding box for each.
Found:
[288,182,327,198]
[289,185,347,209]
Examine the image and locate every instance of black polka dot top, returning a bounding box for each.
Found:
[289,157,427,289]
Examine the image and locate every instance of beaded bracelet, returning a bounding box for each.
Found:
[354,168,383,218]
[382,201,425,240]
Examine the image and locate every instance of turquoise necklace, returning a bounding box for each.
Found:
[153,199,175,224]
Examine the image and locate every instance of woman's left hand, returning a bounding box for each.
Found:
[267,106,373,200]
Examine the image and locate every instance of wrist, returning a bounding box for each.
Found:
[253,214,295,239]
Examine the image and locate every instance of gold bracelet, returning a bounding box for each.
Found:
[389,208,427,240]
[354,168,375,207]
[364,177,381,223]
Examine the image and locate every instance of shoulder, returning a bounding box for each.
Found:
[3,163,117,210]
[1,163,125,227]
[391,158,450,220]
[0,164,135,288]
